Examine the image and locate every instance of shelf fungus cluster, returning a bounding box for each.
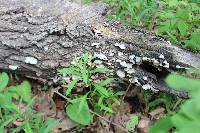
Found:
[110,42,188,93]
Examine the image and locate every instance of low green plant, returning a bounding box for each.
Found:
[106,0,156,27]
[58,53,123,125]
[106,0,200,51]
[126,114,138,132]
[0,72,59,133]
[157,0,200,50]
[150,69,200,133]
[144,91,183,113]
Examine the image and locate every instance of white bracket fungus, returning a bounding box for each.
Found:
[159,54,165,59]
[114,43,126,49]
[91,43,100,47]
[9,65,19,70]
[116,69,126,78]
[25,57,38,64]
[120,61,133,68]
[94,53,108,60]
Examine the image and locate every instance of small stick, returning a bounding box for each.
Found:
[90,110,129,133]
[122,78,133,100]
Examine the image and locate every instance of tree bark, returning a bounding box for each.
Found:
[0,0,200,98]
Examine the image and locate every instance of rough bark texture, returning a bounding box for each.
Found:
[1,0,200,98]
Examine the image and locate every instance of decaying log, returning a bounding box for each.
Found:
[0,0,200,98]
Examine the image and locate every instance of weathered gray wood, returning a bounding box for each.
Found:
[0,0,200,98]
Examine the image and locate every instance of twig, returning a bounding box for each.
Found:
[53,90,72,102]
[122,78,133,100]
[89,110,129,133]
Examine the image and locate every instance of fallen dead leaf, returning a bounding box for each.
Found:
[149,107,165,119]
[137,116,150,133]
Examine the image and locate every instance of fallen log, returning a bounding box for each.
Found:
[0,0,200,98]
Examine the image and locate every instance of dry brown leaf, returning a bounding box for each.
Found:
[137,117,150,133]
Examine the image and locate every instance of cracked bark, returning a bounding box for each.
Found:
[0,0,200,98]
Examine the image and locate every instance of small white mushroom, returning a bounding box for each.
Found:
[125,68,135,74]
[176,65,185,69]
[96,64,105,68]
[114,43,126,49]
[91,43,100,47]
[167,41,171,45]
[116,59,122,63]
[142,57,148,61]
[116,69,126,78]
[118,52,124,57]
[135,57,141,63]
[71,60,76,65]
[9,65,18,70]
[25,57,38,64]
[129,54,135,60]
[151,88,159,92]
[129,55,136,64]
[120,61,132,68]
[109,52,114,56]
[94,60,103,64]
[142,84,151,90]
[129,77,141,85]
[44,46,49,51]
[133,77,139,83]
[130,60,136,64]
[163,60,169,68]
[143,76,148,80]
[94,53,108,60]
[159,54,165,59]
[153,60,159,66]
[151,58,155,61]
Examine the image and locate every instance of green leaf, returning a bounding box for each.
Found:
[94,84,109,97]
[178,97,200,121]
[91,67,112,74]
[0,93,12,107]
[99,104,113,113]
[176,8,190,20]
[147,98,165,110]
[66,100,92,125]
[159,12,175,20]
[177,121,200,133]
[98,78,113,86]
[165,73,200,92]
[9,81,32,103]
[115,91,125,96]
[168,0,178,7]
[66,78,79,96]
[150,116,173,133]
[185,32,200,50]
[83,53,89,65]
[42,118,59,133]
[58,68,80,75]
[177,20,188,36]
[158,21,171,33]
[23,122,33,133]
[0,117,16,130]
[166,31,178,43]
[0,72,9,92]
[126,115,138,132]
[171,112,192,131]
[81,69,88,85]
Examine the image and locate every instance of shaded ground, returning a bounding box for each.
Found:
[10,74,174,133]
